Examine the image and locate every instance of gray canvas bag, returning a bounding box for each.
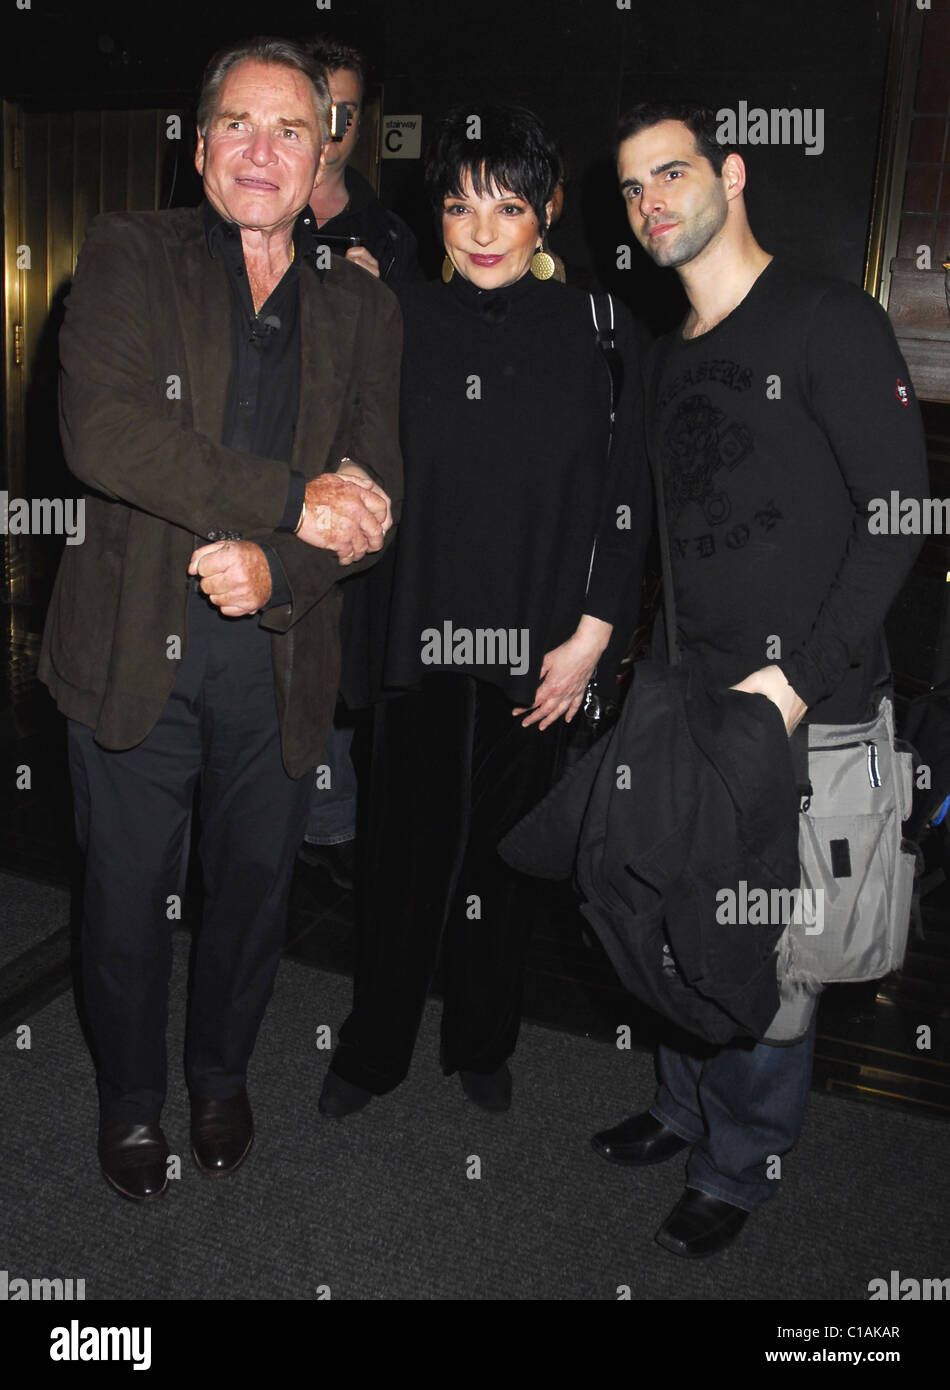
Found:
[763,696,917,1043]
[647,397,916,1046]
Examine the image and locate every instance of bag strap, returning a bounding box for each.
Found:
[583,292,624,600]
[645,343,680,665]
[789,723,813,803]
[588,291,623,424]
[577,292,626,709]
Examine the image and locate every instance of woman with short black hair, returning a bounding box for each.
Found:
[320,103,652,1117]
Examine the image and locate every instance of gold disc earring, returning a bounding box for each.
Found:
[441,256,455,283]
[530,245,555,280]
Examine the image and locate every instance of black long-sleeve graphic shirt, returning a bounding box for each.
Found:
[648,260,929,723]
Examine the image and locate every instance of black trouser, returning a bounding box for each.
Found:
[332,673,561,1094]
[68,588,312,1129]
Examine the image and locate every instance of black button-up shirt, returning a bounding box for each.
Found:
[203,200,310,609]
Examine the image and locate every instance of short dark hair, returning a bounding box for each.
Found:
[197,36,331,140]
[424,104,560,233]
[304,36,366,103]
[616,102,729,175]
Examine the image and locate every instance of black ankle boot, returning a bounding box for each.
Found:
[318,1070,374,1119]
[459,1063,512,1113]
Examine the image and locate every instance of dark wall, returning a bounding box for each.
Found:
[377,0,898,331]
[6,0,898,332]
[4,0,386,108]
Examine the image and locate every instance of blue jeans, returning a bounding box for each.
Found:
[305,719,357,845]
[651,1017,817,1212]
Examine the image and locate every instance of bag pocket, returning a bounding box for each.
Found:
[794,811,892,982]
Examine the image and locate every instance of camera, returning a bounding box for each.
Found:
[312,234,362,256]
[330,103,354,141]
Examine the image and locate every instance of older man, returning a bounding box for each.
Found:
[39,36,402,1202]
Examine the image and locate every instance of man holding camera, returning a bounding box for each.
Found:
[306,37,420,286]
[298,37,420,888]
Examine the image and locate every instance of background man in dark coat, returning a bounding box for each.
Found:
[38,35,402,1203]
[305,36,421,285]
[299,36,421,888]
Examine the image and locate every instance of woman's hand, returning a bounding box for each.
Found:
[513,615,613,730]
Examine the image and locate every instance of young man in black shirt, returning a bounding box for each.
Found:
[595,102,927,1256]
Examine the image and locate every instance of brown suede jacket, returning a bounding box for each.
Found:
[39,205,403,778]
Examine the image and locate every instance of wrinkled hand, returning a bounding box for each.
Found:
[188,540,272,617]
[345,245,381,278]
[335,459,393,531]
[513,616,613,731]
[730,664,807,735]
[297,472,391,565]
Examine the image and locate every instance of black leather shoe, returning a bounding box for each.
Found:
[297,840,355,890]
[318,1070,374,1119]
[655,1188,749,1258]
[591,1111,692,1166]
[459,1063,512,1113]
[190,1089,254,1175]
[98,1123,169,1203]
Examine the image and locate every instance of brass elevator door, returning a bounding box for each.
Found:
[1,102,185,698]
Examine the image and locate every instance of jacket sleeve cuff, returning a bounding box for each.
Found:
[259,543,292,612]
[277,470,307,533]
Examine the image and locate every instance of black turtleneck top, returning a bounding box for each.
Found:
[372,269,652,705]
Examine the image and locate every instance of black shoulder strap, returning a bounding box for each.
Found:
[584,293,624,602]
[581,292,626,680]
[589,292,623,421]
[645,341,680,665]
[789,724,813,801]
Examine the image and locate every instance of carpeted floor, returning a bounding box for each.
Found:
[0,874,71,972]
[1,928,947,1302]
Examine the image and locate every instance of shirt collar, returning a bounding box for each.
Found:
[202,198,317,260]
[446,263,546,319]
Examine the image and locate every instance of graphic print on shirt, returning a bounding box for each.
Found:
[661,391,754,527]
[656,356,787,564]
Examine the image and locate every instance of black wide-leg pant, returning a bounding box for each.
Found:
[67,589,312,1129]
[332,673,561,1094]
